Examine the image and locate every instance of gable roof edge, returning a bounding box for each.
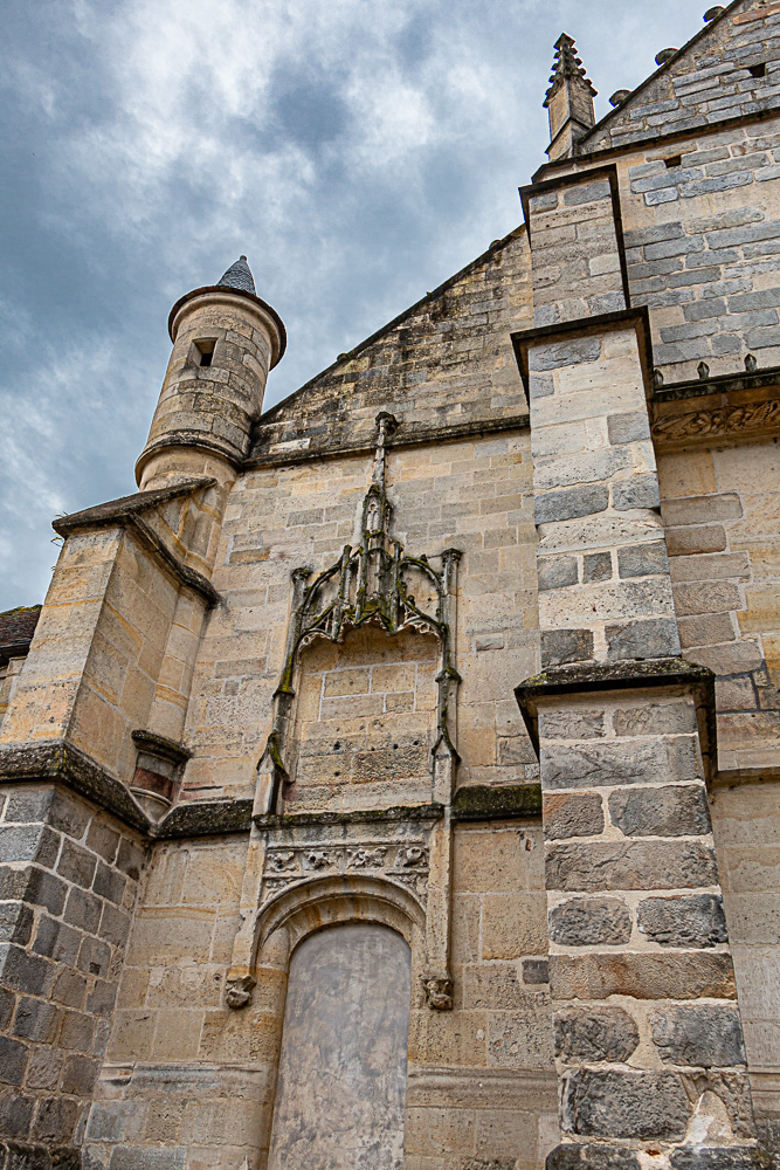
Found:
[577,0,744,148]
[253,224,527,432]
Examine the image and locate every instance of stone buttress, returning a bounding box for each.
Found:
[514,69,768,1170]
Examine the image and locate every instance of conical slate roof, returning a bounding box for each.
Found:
[217,255,256,295]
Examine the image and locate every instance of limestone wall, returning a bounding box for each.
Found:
[249,228,532,466]
[181,429,539,803]
[658,438,780,773]
[620,119,780,384]
[711,779,780,1150]
[84,818,558,1170]
[0,784,146,1160]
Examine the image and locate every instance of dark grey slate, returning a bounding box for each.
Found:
[217,255,256,295]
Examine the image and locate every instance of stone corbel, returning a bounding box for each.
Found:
[130,729,191,821]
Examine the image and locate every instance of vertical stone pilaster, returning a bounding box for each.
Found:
[517,667,765,1167]
[517,161,766,1166]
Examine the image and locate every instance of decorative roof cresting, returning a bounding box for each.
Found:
[217,254,256,295]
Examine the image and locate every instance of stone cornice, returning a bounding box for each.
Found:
[244,412,530,471]
[0,740,254,840]
[0,740,152,834]
[514,657,717,785]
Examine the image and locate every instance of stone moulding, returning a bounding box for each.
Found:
[245,411,531,470]
[0,739,152,833]
[0,738,257,839]
[451,782,542,821]
[514,656,717,785]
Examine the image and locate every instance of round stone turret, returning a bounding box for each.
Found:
[136,256,286,489]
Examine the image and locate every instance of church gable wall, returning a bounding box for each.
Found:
[248,229,532,467]
[582,1,780,154]
[618,118,780,384]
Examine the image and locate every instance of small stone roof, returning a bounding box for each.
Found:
[217,255,256,295]
[0,605,41,664]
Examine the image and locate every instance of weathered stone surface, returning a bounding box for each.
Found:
[613,475,661,511]
[617,542,669,579]
[612,702,696,737]
[582,553,612,583]
[637,894,728,948]
[541,738,692,790]
[651,1005,746,1068]
[605,617,681,660]
[528,337,602,371]
[535,486,609,525]
[546,838,717,891]
[539,556,578,591]
[541,629,594,668]
[562,1069,690,1139]
[543,793,604,841]
[608,784,711,838]
[549,897,632,946]
[551,953,737,1001]
[670,1149,772,1170]
[554,1007,639,1062]
[523,959,550,985]
[546,1145,640,1170]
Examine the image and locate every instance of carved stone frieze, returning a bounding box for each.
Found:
[652,395,780,446]
[261,840,430,906]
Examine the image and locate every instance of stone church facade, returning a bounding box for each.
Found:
[1,2,779,1167]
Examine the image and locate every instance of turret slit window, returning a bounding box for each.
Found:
[193,338,216,368]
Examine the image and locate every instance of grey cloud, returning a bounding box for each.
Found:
[0,0,711,608]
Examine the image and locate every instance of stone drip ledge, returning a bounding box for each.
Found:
[52,476,222,609]
[451,783,542,821]
[653,364,780,405]
[254,803,445,830]
[0,740,253,840]
[514,656,717,785]
[245,411,531,471]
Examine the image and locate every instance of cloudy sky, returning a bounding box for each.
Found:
[1,0,710,610]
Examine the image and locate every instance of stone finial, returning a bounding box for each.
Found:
[217,254,256,295]
[544,33,596,108]
[609,89,632,108]
[655,48,679,66]
[544,33,597,161]
[704,6,725,21]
